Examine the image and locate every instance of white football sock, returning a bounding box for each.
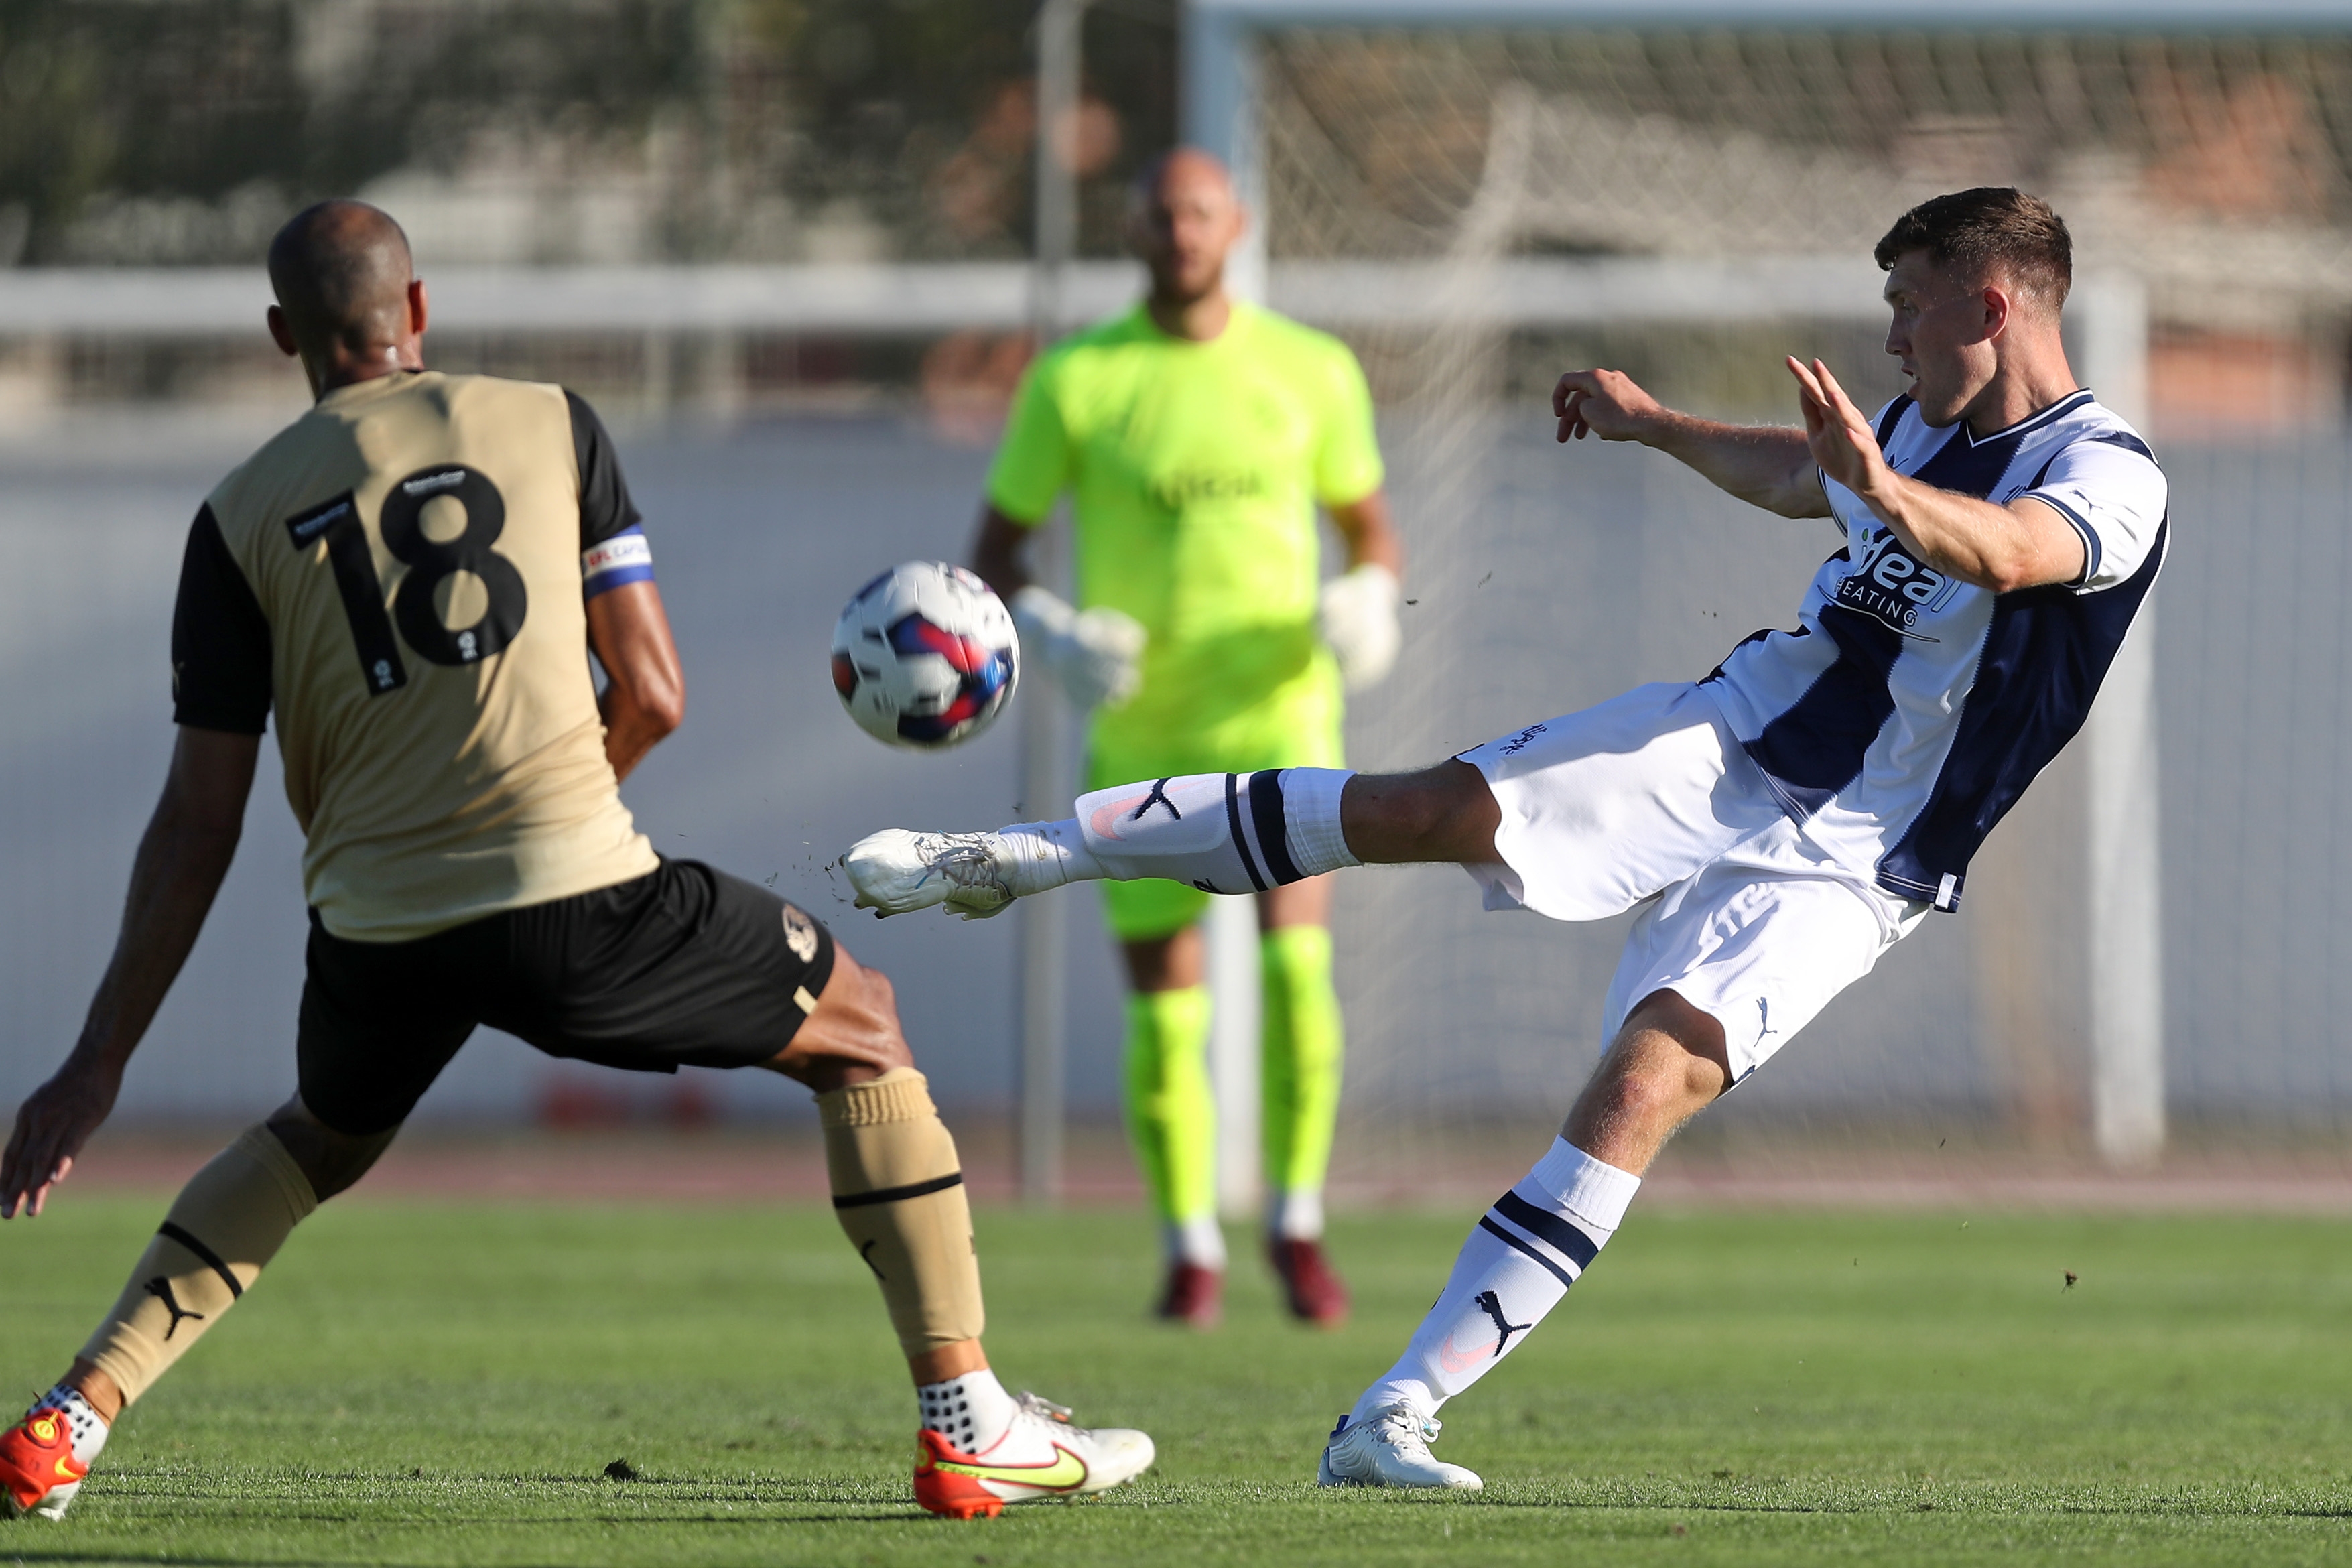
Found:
[1164,1214,1228,1270]
[917,1367,1017,1455]
[990,819,1103,897]
[34,1385,109,1466]
[1352,1139,1638,1423]
[1006,769,1360,898]
[1268,1187,1325,1242]
[1274,768,1356,880]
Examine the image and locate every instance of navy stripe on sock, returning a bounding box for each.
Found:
[1247,770,1303,885]
[1491,1190,1601,1271]
[1224,773,1269,892]
[831,1171,964,1209]
[1476,1216,1577,1291]
[158,1221,243,1299]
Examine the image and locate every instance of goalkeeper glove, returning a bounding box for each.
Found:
[1010,585,1147,711]
[1319,563,1401,691]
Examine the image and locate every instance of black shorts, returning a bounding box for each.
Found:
[297,858,837,1136]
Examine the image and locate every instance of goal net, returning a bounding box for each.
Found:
[1216,21,2352,1195]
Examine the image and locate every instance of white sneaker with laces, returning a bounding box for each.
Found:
[1317,1403,1483,1491]
[843,829,1017,919]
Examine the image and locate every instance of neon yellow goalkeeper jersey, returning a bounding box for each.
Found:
[986,300,1383,769]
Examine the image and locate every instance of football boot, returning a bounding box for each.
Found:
[1155,1260,1223,1329]
[914,1392,1154,1518]
[844,830,1017,919]
[1270,1238,1350,1327]
[0,1393,105,1521]
[1318,1403,1482,1491]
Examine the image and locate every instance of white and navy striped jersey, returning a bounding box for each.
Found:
[1700,389,2167,912]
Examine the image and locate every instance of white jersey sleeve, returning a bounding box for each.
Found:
[2018,435,2167,593]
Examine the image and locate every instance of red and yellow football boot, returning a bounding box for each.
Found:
[913,1392,1153,1518]
[0,1396,101,1521]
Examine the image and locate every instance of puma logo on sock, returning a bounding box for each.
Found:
[1474,1290,1531,1356]
[1131,778,1182,822]
[143,1277,206,1340]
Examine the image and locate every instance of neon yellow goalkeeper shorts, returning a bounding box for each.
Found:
[1086,696,1344,943]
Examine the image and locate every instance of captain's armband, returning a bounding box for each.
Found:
[582,525,654,600]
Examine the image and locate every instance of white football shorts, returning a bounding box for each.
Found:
[1457,682,1927,1081]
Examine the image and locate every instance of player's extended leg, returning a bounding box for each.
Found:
[843,761,1498,917]
[1,1099,397,1520]
[1256,876,1350,1326]
[769,942,1155,1516]
[1113,915,1224,1327]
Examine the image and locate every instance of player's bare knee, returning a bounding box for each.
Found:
[840,956,911,1054]
[782,951,913,1080]
[1346,761,1498,864]
[858,961,902,1023]
[1618,1058,1714,1126]
[847,965,915,1071]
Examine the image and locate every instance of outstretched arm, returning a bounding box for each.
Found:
[1787,358,2085,592]
[587,579,685,782]
[1,727,259,1217]
[1554,368,1827,519]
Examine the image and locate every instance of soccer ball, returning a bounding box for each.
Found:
[830,562,1019,749]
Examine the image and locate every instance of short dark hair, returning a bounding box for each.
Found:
[1873,187,2072,312]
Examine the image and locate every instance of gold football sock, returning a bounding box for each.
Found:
[80,1124,317,1405]
[819,1068,984,1357]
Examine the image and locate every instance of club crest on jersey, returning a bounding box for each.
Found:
[781,905,820,964]
[1833,527,1961,635]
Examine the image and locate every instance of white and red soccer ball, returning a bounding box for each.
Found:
[831,562,1018,749]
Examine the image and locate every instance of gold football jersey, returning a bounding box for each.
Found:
[174,370,659,941]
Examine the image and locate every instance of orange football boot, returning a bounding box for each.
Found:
[912,1393,1153,1518]
[0,1403,90,1520]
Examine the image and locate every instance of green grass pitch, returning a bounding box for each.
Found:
[5,1193,2352,1565]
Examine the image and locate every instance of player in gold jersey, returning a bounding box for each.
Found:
[0,200,1151,1522]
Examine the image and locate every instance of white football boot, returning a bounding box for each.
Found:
[915,1392,1155,1517]
[1317,1403,1483,1492]
[842,829,1019,919]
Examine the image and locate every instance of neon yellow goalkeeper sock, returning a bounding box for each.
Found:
[1260,925,1344,1217]
[1123,986,1217,1250]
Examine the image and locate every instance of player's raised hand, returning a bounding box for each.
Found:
[1553,369,1664,444]
[1786,356,1883,495]
[0,1056,121,1218]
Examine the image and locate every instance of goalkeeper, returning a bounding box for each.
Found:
[972,149,1402,1328]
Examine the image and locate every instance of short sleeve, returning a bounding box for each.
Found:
[984,361,1070,526]
[2020,432,2168,593]
[566,389,643,549]
[171,504,273,733]
[1312,342,1384,507]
